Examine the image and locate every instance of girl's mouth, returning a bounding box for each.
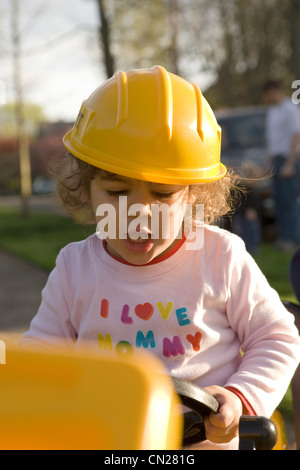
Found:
[124,234,155,254]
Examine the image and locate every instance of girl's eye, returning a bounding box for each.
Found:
[107,189,128,197]
[153,192,175,199]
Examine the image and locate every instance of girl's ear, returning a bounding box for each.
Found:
[81,184,91,203]
[188,186,197,205]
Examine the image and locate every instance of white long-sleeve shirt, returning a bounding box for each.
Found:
[266,98,300,157]
[21,225,300,448]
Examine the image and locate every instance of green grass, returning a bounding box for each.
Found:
[253,244,298,304]
[0,208,297,420]
[251,246,297,421]
[0,208,94,271]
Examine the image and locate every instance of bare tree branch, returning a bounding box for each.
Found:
[97,0,115,78]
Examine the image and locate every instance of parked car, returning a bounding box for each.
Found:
[215,106,275,227]
[32,176,55,195]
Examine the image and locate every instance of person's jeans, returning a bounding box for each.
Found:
[272,155,299,243]
[232,214,262,253]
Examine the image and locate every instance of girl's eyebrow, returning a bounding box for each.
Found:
[149,182,183,190]
[99,173,183,190]
[100,172,130,183]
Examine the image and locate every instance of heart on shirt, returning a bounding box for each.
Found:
[134,302,154,321]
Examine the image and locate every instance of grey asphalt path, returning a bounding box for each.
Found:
[0,194,58,342]
[0,248,48,334]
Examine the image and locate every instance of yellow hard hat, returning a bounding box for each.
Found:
[63,65,226,184]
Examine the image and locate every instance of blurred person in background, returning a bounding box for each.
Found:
[232,164,262,254]
[263,80,300,252]
[290,246,300,304]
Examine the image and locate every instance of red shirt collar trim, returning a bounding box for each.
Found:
[103,235,186,267]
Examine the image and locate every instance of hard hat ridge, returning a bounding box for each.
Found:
[191,82,205,142]
[114,66,174,140]
[153,65,173,141]
[114,70,128,128]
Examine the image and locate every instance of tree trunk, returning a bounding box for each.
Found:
[169,0,180,75]
[287,0,300,80]
[97,0,115,78]
[11,0,32,218]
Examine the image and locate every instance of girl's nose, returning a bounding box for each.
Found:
[126,185,153,238]
[128,183,154,215]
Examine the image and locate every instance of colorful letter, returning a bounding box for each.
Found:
[157,301,174,320]
[121,304,133,324]
[163,336,185,358]
[186,332,202,352]
[176,307,191,326]
[100,298,109,318]
[136,330,156,349]
[115,341,133,357]
[97,333,113,351]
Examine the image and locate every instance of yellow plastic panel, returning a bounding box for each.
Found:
[0,343,182,450]
[271,409,288,450]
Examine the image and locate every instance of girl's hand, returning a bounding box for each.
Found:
[203,385,243,443]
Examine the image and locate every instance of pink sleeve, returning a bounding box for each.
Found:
[20,250,77,348]
[224,237,300,417]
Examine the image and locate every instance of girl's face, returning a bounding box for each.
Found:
[88,173,193,265]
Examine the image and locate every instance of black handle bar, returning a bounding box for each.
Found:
[172,377,277,449]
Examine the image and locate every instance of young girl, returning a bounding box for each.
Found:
[21,66,300,450]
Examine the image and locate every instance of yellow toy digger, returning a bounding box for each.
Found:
[0,340,293,450]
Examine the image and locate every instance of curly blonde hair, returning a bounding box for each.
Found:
[50,152,240,226]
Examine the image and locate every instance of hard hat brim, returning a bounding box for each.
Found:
[63,130,227,185]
